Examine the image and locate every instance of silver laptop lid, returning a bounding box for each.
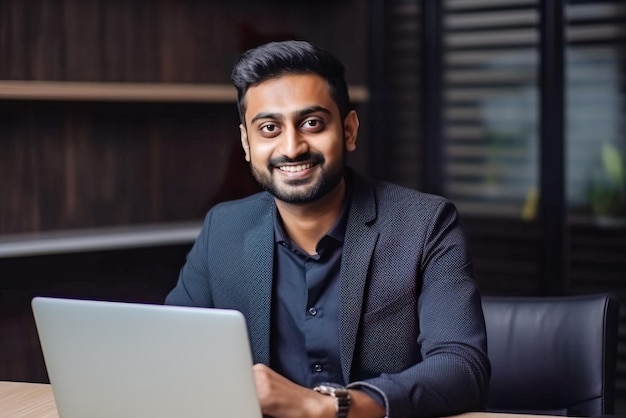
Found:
[32,297,262,418]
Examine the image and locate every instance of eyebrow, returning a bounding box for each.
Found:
[250,105,332,125]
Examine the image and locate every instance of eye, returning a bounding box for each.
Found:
[301,118,324,132]
[259,123,281,136]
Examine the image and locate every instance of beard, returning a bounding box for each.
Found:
[249,151,346,204]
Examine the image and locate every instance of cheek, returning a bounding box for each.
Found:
[323,137,346,158]
[248,141,273,163]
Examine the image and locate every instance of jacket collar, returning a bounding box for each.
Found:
[339,169,380,382]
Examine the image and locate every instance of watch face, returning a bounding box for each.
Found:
[314,383,345,395]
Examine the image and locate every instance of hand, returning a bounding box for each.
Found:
[253,363,335,418]
[253,364,386,418]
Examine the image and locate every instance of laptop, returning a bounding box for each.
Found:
[31,296,262,418]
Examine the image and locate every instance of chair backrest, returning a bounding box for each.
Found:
[482,294,619,416]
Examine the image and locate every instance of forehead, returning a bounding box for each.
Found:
[243,74,339,122]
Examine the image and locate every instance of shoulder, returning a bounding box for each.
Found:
[203,191,275,227]
[375,183,460,233]
[210,191,273,212]
[349,169,454,218]
[375,180,448,207]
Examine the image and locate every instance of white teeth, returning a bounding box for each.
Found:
[278,163,314,173]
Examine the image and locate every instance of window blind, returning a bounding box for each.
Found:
[565,0,626,212]
[442,0,540,218]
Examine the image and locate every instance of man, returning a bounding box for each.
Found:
[166,40,490,418]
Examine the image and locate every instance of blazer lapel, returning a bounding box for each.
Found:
[242,198,275,365]
[339,172,379,383]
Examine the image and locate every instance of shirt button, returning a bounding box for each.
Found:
[308,307,317,316]
[313,364,323,372]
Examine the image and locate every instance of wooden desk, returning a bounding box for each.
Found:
[0,380,550,418]
[0,381,58,417]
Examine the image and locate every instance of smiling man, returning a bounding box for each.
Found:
[165,40,490,418]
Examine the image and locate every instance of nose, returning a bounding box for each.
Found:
[277,126,308,159]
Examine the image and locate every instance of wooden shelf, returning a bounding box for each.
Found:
[0,81,370,103]
[0,221,202,258]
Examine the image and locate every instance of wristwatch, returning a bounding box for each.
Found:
[313,383,350,418]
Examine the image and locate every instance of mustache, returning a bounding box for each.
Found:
[268,152,325,167]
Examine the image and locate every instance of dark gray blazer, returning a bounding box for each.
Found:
[166,169,490,418]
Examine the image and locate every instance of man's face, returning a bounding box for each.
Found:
[239,73,358,204]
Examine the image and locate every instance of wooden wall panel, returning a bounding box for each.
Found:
[0,101,254,234]
[0,0,370,234]
[0,0,368,84]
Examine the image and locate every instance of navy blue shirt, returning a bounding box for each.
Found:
[270,199,349,388]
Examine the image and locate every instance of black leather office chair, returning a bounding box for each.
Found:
[481,294,620,416]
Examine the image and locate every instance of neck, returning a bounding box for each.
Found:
[275,179,346,255]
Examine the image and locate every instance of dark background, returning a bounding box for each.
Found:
[1,0,625,409]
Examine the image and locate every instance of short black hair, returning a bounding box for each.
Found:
[231,40,350,123]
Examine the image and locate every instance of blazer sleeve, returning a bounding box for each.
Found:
[349,200,490,418]
[164,211,214,308]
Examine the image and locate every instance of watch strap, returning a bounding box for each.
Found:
[314,384,350,418]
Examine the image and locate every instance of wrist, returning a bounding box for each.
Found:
[313,383,350,418]
[310,390,338,418]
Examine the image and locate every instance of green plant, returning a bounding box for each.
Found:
[589,143,626,217]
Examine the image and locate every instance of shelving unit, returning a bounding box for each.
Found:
[0,221,202,258]
[0,81,370,103]
[0,80,369,255]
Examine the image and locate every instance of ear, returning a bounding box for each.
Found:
[239,124,251,162]
[343,110,359,152]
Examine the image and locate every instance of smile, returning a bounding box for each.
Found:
[277,163,315,173]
